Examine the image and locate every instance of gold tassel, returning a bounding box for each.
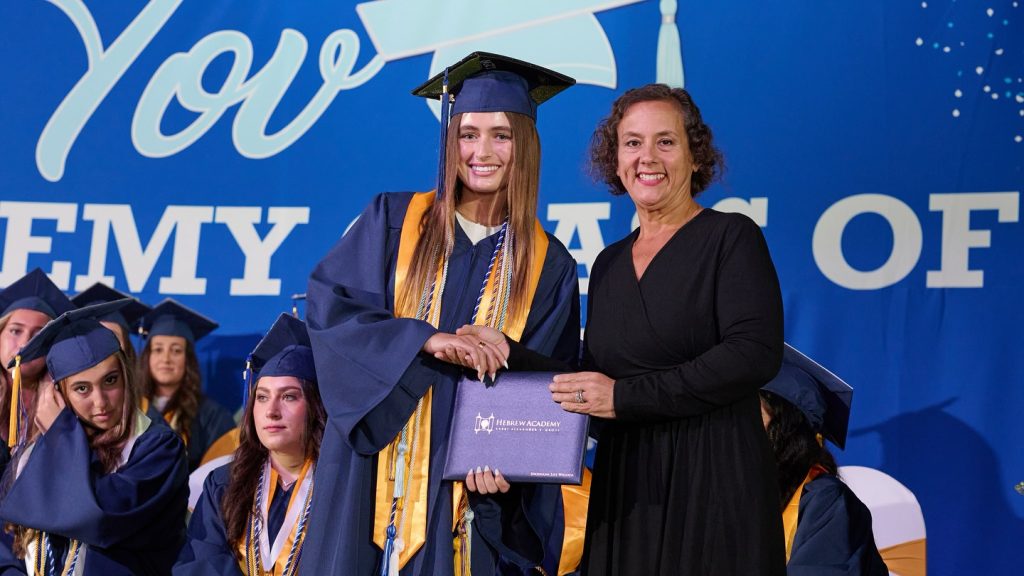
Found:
[8,355,21,448]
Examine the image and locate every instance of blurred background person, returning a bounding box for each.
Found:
[760,344,888,575]
[137,299,235,472]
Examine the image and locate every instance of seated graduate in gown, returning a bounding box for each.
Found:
[136,299,236,472]
[0,300,188,575]
[174,313,326,576]
[760,344,889,576]
[301,52,581,575]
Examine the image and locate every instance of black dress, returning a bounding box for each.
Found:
[583,209,786,575]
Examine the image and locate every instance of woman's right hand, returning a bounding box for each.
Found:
[33,374,65,435]
[423,332,507,382]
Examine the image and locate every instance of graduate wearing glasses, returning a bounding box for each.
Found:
[0,300,188,575]
[302,53,581,575]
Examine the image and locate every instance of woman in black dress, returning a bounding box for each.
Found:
[459,84,786,574]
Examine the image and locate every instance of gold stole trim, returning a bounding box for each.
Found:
[557,468,592,575]
[8,355,22,448]
[372,191,549,570]
[879,538,926,576]
[782,465,827,562]
[141,397,188,446]
[237,459,315,575]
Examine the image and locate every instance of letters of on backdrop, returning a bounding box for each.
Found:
[2,1,1021,573]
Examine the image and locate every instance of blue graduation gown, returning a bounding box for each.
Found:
[174,463,296,576]
[788,475,888,575]
[0,409,188,575]
[147,395,235,472]
[301,192,580,575]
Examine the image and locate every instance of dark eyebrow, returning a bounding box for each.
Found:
[460,124,511,133]
[621,130,679,138]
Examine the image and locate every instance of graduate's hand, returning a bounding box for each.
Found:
[454,325,510,360]
[465,465,511,494]
[424,332,507,382]
[551,372,616,419]
[33,374,65,434]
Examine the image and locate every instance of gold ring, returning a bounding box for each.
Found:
[575,389,585,403]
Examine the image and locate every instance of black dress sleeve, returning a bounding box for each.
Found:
[613,216,784,420]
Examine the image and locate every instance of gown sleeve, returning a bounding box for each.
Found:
[306,193,447,455]
[173,466,243,576]
[0,409,188,550]
[788,476,889,576]
[612,216,784,420]
[0,530,26,576]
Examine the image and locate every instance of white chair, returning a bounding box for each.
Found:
[839,465,926,576]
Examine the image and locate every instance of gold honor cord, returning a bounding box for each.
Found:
[239,459,316,576]
[32,532,82,576]
[373,192,548,572]
[8,355,22,448]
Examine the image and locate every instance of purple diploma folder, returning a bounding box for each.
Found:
[442,371,588,484]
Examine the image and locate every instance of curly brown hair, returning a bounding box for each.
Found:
[589,83,724,197]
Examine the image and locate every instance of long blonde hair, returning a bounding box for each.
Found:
[396,111,542,323]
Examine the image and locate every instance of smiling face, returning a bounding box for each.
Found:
[456,112,514,199]
[63,353,126,431]
[1,309,52,379]
[147,335,186,390]
[253,376,309,458]
[615,100,700,213]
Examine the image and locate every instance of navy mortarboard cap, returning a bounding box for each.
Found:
[72,282,151,333]
[411,52,575,196]
[0,268,74,318]
[7,299,129,448]
[138,299,218,343]
[762,343,854,449]
[11,300,131,382]
[412,51,575,120]
[250,313,316,384]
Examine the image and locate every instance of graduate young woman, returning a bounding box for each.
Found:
[0,269,75,471]
[137,300,235,472]
[174,313,326,576]
[0,300,188,575]
[301,53,581,575]
[760,345,888,575]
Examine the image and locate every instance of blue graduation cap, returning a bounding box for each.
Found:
[410,51,575,195]
[71,282,151,334]
[0,268,74,318]
[412,51,575,120]
[137,299,218,343]
[7,299,130,448]
[762,343,854,449]
[250,313,316,385]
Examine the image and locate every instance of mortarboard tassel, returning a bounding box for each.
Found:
[8,355,21,449]
[242,354,254,409]
[656,0,685,88]
[436,68,451,198]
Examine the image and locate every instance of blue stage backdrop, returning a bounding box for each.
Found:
[2,1,1021,573]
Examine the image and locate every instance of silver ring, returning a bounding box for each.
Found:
[575,389,585,403]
